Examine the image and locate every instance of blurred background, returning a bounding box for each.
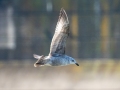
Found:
[0,0,120,90]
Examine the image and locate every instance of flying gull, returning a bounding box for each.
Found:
[33,8,79,67]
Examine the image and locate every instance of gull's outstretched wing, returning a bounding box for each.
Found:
[49,8,69,56]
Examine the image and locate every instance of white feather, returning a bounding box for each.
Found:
[33,54,42,59]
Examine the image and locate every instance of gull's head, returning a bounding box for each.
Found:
[69,57,79,66]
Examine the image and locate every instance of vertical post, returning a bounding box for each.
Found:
[94,0,101,58]
[71,14,79,58]
[7,6,16,49]
[101,16,110,58]
[101,0,110,58]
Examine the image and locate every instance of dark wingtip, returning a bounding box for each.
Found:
[60,8,66,14]
[59,8,68,22]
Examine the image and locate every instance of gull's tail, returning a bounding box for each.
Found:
[33,54,44,67]
[33,54,43,59]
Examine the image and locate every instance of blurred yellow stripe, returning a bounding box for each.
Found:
[71,14,78,37]
[1,60,120,78]
[101,15,110,57]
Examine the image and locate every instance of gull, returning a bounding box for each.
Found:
[33,8,79,67]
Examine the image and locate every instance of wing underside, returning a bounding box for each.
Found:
[49,8,69,56]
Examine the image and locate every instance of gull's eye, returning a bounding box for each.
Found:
[72,60,74,62]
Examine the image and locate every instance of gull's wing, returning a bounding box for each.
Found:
[49,8,69,56]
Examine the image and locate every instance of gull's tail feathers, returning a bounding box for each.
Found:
[33,54,43,59]
[33,54,44,67]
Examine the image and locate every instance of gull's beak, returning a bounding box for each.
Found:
[75,63,79,66]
